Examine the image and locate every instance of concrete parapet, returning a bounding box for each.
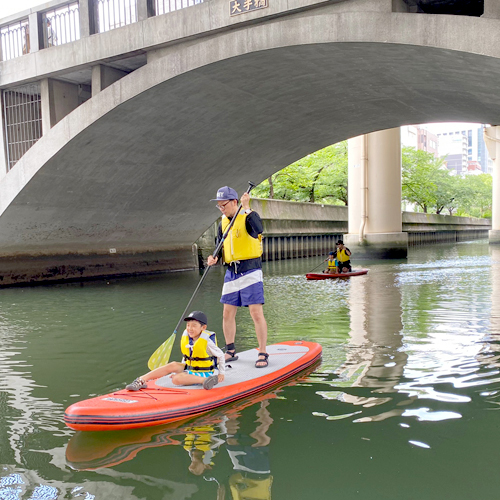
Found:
[402,212,492,232]
[344,232,408,260]
[0,247,197,287]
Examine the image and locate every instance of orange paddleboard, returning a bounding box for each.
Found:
[64,340,322,432]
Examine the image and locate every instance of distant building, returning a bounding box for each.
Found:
[438,132,468,174]
[466,160,483,175]
[401,125,419,149]
[434,123,490,173]
[417,127,439,156]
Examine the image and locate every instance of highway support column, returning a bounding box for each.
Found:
[484,126,500,244]
[345,128,407,259]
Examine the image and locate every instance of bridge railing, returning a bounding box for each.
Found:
[96,0,137,33]
[41,2,81,48]
[0,0,208,61]
[155,0,204,15]
[2,83,43,171]
[0,19,29,61]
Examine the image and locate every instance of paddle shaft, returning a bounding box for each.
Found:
[172,182,256,335]
[309,257,329,273]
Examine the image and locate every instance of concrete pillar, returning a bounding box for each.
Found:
[28,12,42,53]
[79,0,93,37]
[91,64,128,96]
[137,0,155,21]
[392,0,409,12]
[482,0,500,19]
[41,78,80,133]
[484,126,500,243]
[490,246,500,334]
[346,128,407,259]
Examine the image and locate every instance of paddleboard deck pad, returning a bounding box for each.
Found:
[306,269,369,280]
[64,340,322,431]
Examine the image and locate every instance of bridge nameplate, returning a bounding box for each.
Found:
[230,0,268,16]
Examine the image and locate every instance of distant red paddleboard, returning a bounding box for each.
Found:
[306,269,369,280]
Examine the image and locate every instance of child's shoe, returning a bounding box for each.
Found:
[125,378,146,391]
[203,375,219,390]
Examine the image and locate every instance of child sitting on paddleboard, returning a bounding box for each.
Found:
[324,251,338,274]
[126,311,225,391]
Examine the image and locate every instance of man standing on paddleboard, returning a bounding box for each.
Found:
[207,186,269,368]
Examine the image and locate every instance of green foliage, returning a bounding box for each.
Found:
[402,147,444,213]
[253,142,348,205]
[255,143,491,218]
[402,146,492,217]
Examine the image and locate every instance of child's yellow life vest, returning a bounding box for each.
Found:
[181,330,216,372]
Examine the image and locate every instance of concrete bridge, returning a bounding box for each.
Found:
[0,0,500,284]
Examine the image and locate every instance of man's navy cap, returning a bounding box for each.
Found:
[184,311,208,325]
[336,240,344,245]
[211,186,238,201]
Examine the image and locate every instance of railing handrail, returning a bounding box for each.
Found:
[0,0,77,27]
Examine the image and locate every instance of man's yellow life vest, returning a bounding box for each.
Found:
[336,248,350,263]
[221,211,262,264]
[181,330,216,372]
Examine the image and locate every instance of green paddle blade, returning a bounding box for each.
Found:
[148,333,176,370]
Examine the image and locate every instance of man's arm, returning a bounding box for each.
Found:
[245,211,263,238]
[207,222,223,265]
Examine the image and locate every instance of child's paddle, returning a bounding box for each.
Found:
[308,258,328,273]
[148,181,257,370]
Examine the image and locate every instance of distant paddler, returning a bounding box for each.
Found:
[335,240,352,273]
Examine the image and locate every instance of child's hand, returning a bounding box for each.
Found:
[218,374,225,383]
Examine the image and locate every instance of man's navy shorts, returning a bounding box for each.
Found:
[221,268,265,307]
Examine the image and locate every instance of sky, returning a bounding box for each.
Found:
[0,0,46,19]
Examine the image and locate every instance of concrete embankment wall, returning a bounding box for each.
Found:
[0,199,491,286]
[197,198,491,262]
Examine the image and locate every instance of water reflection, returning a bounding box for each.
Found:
[65,368,315,499]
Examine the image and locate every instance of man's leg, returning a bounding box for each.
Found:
[223,303,238,360]
[248,303,268,355]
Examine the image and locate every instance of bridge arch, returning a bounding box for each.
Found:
[0,7,499,262]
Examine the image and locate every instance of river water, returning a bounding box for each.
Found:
[1,240,499,499]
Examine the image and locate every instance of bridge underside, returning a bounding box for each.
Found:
[1,40,500,283]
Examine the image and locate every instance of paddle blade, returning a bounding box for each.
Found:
[148,333,176,370]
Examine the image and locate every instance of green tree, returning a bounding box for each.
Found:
[253,142,348,205]
[456,174,492,218]
[402,147,444,213]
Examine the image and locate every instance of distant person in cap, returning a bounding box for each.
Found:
[335,240,352,273]
[125,311,225,391]
[207,186,269,368]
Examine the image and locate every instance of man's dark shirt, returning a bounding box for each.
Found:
[216,211,263,274]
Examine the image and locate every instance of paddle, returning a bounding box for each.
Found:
[308,258,329,273]
[148,181,257,370]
